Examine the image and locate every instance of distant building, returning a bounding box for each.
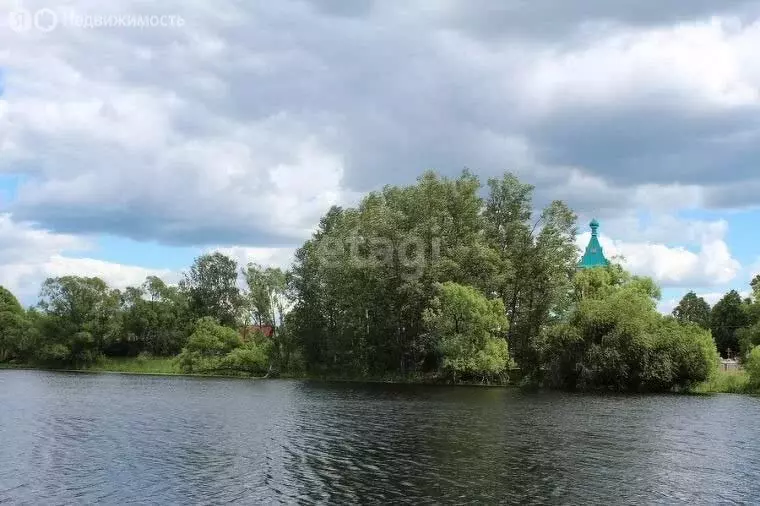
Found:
[578,219,610,269]
[241,325,275,341]
[721,358,740,372]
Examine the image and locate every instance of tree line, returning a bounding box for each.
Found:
[671,278,760,360]
[0,170,745,391]
[0,256,288,376]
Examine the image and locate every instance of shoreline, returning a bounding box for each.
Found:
[0,360,517,387]
[1,361,752,394]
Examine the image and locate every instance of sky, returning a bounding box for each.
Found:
[1,0,760,312]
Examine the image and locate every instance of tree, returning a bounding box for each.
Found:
[36,276,122,366]
[482,174,578,374]
[0,286,35,363]
[181,253,242,327]
[710,290,749,358]
[119,276,191,356]
[244,264,288,327]
[672,291,711,329]
[744,346,760,391]
[423,282,509,382]
[541,266,719,392]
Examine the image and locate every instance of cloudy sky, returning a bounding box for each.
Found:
[1,0,760,311]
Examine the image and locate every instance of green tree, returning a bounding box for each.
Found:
[710,290,749,358]
[119,276,191,356]
[744,345,760,391]
[181,253,242,327]
[482,174,578,374]
[0,286,36,363]
[423,282,509,382]
[244,264,287,327]
[36,276,122,366]
[672,291,711,329]
[541,266,718,392]
[289,170,579,379]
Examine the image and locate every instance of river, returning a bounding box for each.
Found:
[1,370,759,504]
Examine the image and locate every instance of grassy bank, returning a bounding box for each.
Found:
[692,369,755,394]
[85,356,179,375]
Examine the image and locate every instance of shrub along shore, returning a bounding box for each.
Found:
[2,170,760,394]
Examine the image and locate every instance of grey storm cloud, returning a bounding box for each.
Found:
[3,0,760,246]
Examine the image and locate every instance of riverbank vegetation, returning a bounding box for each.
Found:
[0,170,758,393]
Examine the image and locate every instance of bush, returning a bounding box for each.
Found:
[542,271,720,392]
[424,282,509,382]
[220,341,272,375]
[177,317,272,375]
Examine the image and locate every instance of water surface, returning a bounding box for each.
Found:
[1,370,759,504]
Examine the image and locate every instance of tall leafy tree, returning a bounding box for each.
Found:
[482,173,578,374]
[289,170,577,378]
[711,290,749,357]
[119,276,191,356]
[672,291,711,329]
[0,286,34,362]
[181,253,242,327]
[244,264,287,328]
[37,276,122,365]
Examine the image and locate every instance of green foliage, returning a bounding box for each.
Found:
[0,286,23,315]
[35,276,122,366]
[220,340,272,375]
[423,282,509,381]
[181,253,242,327]
[692,369,749,394]
[710,290,749,357]
[738,323,760,359]
[0,252,279,375]
[183,317,242,356]
[118,277,191,356]
[484,175,578,374]
[744,346,760,391]
[244,264,287,327]
[541,267,720,392]
[0,296,37,363]
[289,170,578,379]
[672,291,711,329]
[6,168,758,394]
[177,317,271,375]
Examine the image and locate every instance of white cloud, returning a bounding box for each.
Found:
[750,257,760,278]
[522,18,760,115]
[0,214,171,302]
[3,0,760,249]
[212,246,295,271]
[659,290,750,315]
[577,218,741,287]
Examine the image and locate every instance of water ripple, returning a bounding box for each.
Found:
[2,372,760,504]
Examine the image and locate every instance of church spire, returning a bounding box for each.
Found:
[578,218,609,269]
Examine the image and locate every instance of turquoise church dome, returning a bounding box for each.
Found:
[578,219,610,269]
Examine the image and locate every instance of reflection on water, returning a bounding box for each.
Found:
[1,370,760,504]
